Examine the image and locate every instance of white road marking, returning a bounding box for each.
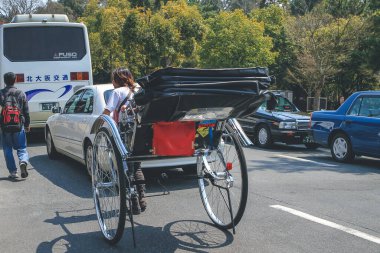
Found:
[276,154,337,167]
[271,205,380,245]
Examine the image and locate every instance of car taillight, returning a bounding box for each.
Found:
[15,74,24,83]
[70,72,89,81]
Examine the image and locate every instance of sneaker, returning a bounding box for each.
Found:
[8,172,19,179]
[131,196,141,215]
[20,162,28,178]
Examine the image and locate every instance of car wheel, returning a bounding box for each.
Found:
[182,164,197,175]
[330,133,354,162]
[305,143,320,149]
[85,142,93,177]
[46,129,59,159]
[254,125,272,148]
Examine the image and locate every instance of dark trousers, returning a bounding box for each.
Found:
[129,162,145,194]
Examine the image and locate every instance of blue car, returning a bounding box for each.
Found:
[310,91,380,162]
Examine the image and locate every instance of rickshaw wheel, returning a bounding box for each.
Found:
[92,127,127,244]
[198,123,248,229]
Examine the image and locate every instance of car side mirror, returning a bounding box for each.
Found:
[52,106,61,114]
[266,94,278,111]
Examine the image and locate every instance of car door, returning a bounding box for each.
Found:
[238,102,270,135]
[344,95,380,156]
[69,89,95,158]
[58,89,86,156]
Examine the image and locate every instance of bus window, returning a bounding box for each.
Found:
[0,19,92,130]
[4,26,86,62]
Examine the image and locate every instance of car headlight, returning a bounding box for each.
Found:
[279,121,297,129]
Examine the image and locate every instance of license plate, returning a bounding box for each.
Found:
[303,135,313,143]
[41,102,58,111]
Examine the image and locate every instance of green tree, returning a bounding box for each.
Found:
[58,0,88,20]
[231,0,260,14]
[80,0,128,83]
[122,0,205,76]
[200,9,277,68]
[0,0,42,22]
[36,0,75,21]
[289,0,323,15]
[324,0,371,18]
[286,7,365,110]
[188,0,221,18]
[129,0,169,11]
[333,10,380,97]
[251,5,296,90]
[364,10,380,72]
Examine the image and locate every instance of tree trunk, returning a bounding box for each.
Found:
[313,88,322,111]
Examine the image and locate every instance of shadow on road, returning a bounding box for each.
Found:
[37,210,233,253]
[29,153,198,199]
[247,154,380,175]
[29,154,92,198]
[144,168,199,194]
[26,131,46,146]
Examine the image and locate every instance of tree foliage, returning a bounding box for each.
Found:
[2,0,379,103]
[0,0,42,22]
[289,0,323,15]
[251,5,296,90]
[200,9,277,68]
[80,0,129,83]
[323,0,372,18]
[58,0,88,20]
[122,0,205,76]
[36,0,75,21]
[286,6,365,109]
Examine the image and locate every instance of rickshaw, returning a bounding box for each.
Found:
[90,67,272,245]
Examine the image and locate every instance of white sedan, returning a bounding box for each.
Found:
[45,84,196,176]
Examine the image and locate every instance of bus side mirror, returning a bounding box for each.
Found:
[52,107,61,113]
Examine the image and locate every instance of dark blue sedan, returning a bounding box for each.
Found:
[310,91,380,162]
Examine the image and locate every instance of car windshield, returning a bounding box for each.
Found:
[260,95,298,112]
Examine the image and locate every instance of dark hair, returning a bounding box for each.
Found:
[4,72,16,86]
[112,67,136,90]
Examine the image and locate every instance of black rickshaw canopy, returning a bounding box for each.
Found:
[134,67,272,123]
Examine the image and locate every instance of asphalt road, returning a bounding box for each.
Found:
[0,133,379,253]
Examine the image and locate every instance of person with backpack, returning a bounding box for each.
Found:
[0,72,30,179]
[102,67,147,214]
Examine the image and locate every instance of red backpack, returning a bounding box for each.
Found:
[0,89,23,133]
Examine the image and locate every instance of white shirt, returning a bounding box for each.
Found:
[105,84,140,121]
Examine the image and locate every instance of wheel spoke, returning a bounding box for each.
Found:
[92,129,126,244]
[198,124,248,229]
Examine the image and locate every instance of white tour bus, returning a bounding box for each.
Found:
[0,14,93,129]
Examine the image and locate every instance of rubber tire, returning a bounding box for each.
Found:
[46,129,59,159]
[254,124,273,148]
[305,143,320,149]
[330,133,354,163]
[93,127,126,245]
[85,142,93,177]
[198,123,248,229]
